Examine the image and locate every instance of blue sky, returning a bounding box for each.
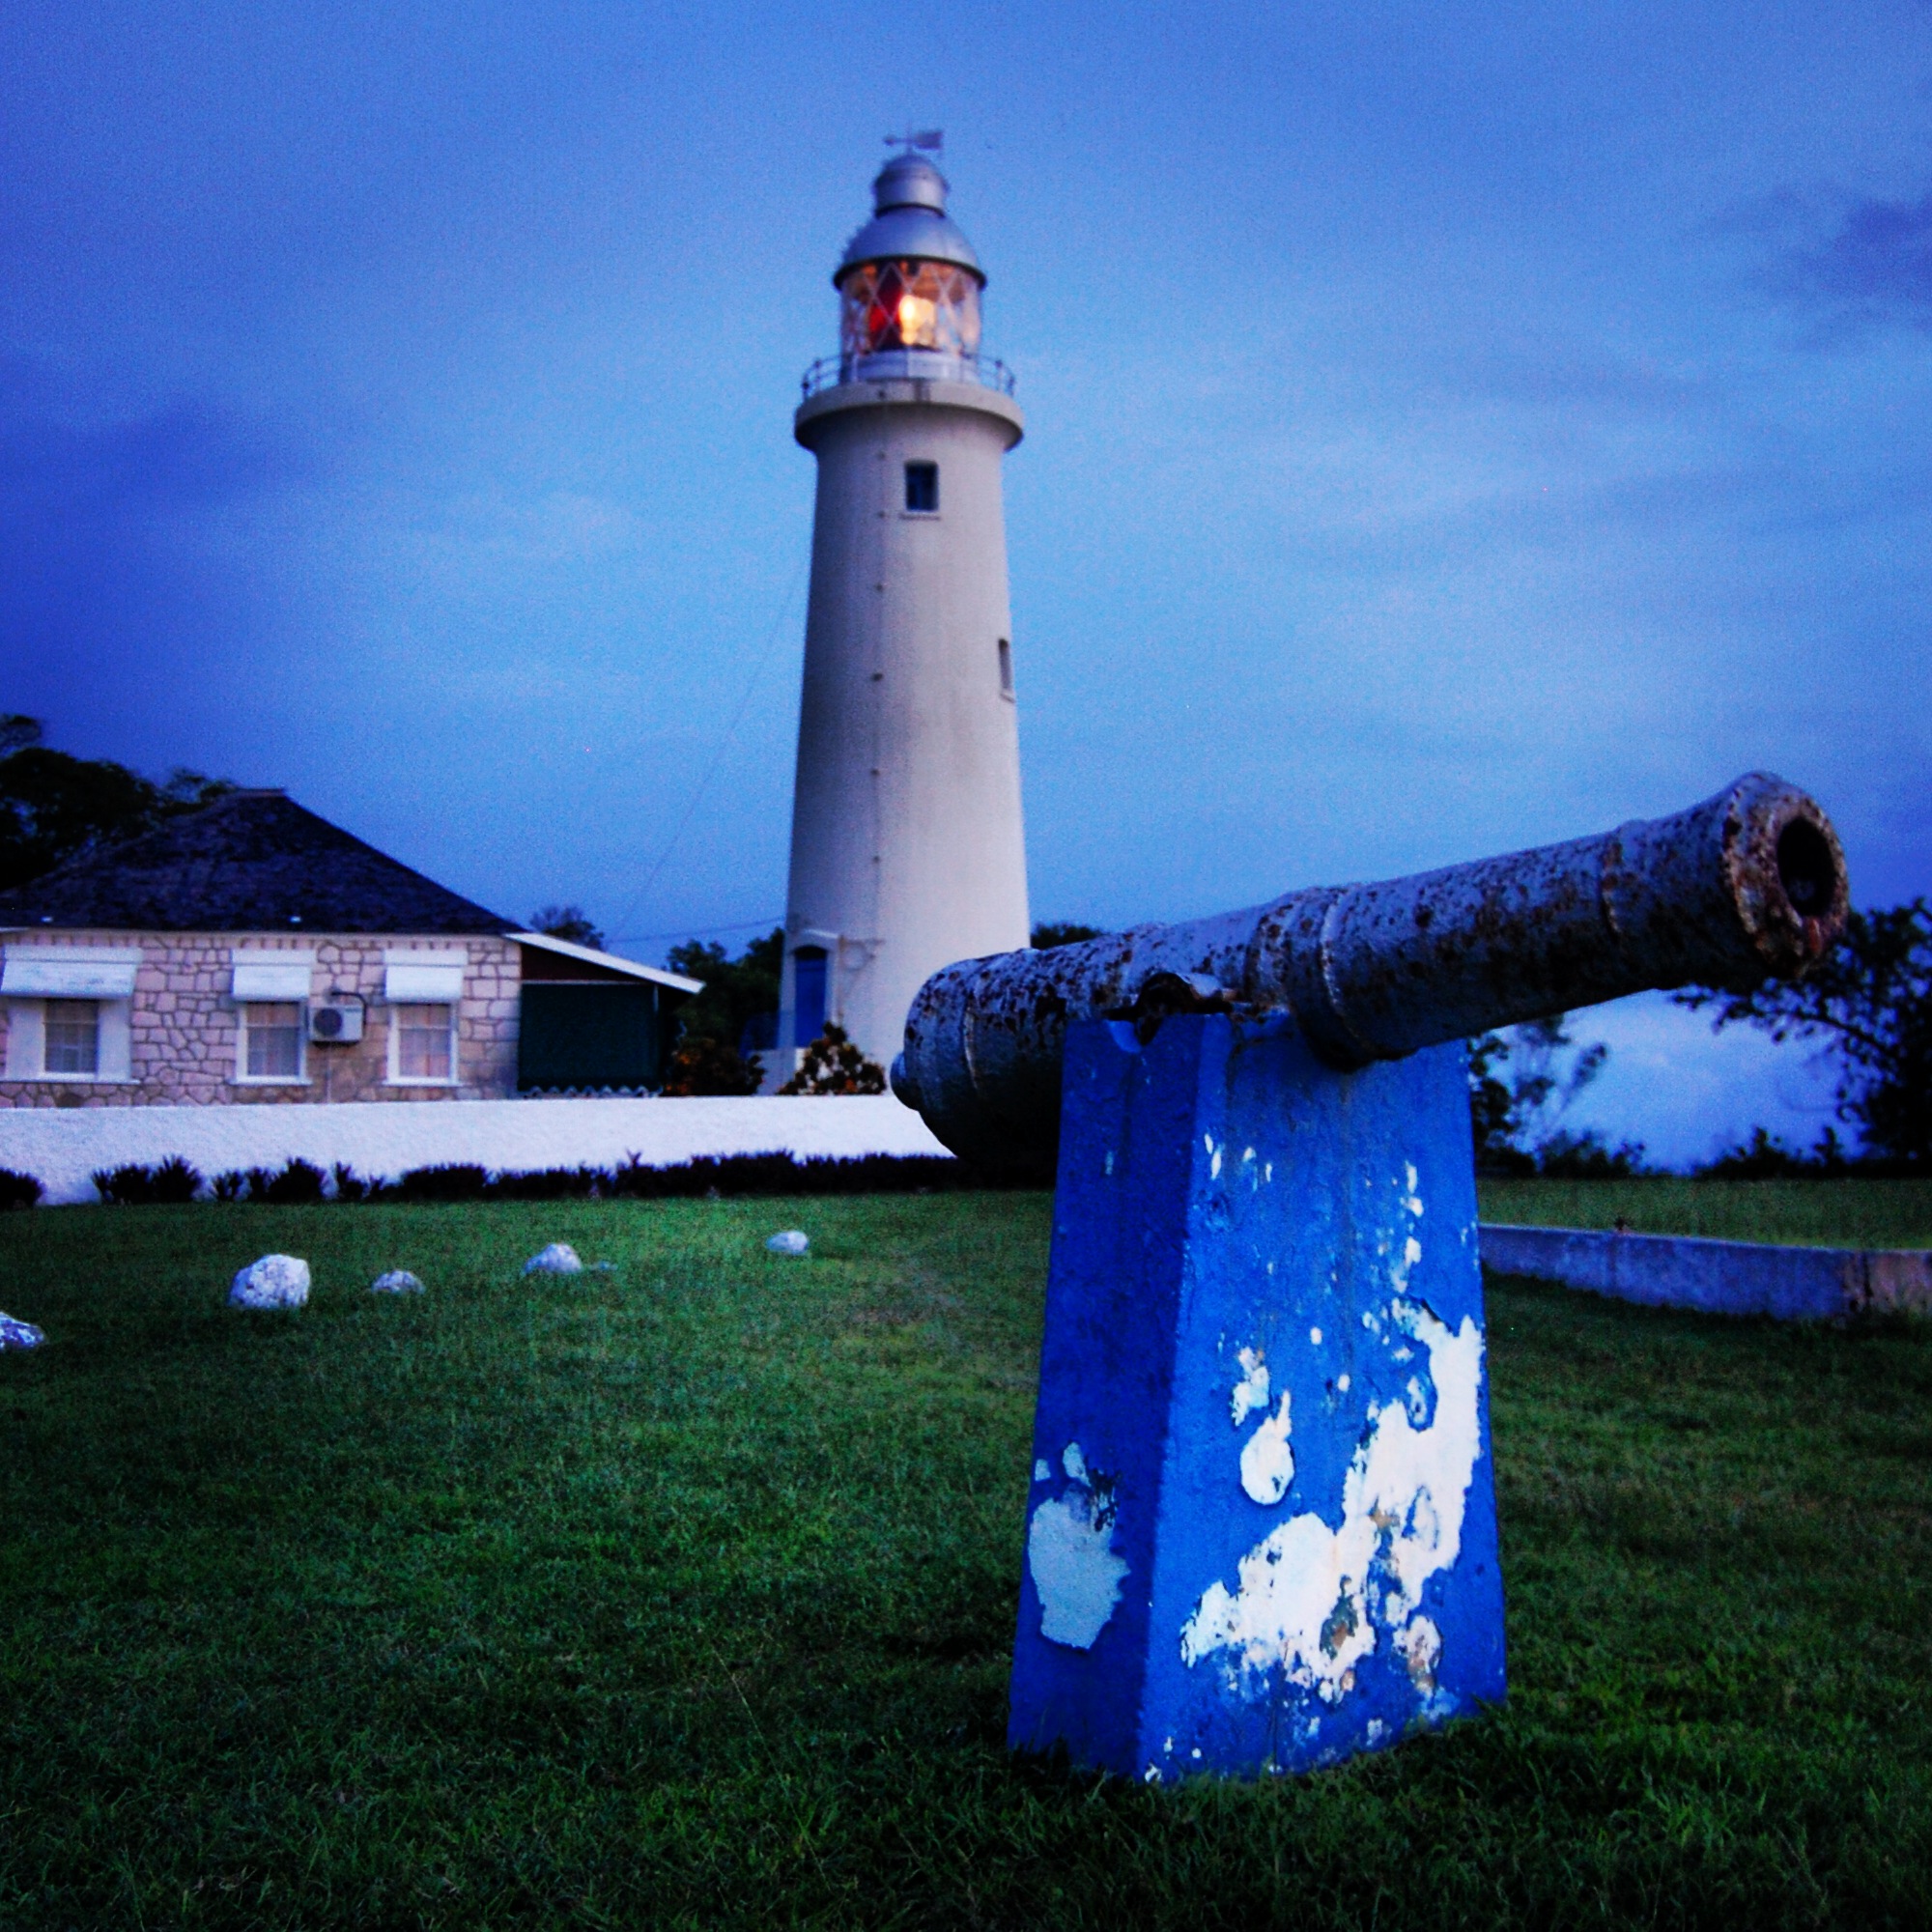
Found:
[5,2,1928,1162]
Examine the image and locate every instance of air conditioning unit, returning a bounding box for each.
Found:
[308,998,365,1045]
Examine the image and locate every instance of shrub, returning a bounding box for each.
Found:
[1694,1125,1856,1179]
[331,1163,371,1204]
[1534,1129,1648,1179]
[79,1151,1022,1207]
[1032,921,1103,950]
[777,1024,888,1096]
[605,1151,1014,1198]
[92,1158,204,1206]
[149,1155,204,1204]
[259,1158,327,1206]
[489,1166,604,1201]
[0,1168,43,1210]
[93,1166,139,1206]
[394,1164,491,1204]
[661,1035,763,1096]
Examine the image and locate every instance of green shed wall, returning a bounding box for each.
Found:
[518,982,680,1092]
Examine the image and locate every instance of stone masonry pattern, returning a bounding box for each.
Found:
[0,933,520,1107]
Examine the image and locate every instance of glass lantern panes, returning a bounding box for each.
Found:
[839,260,982,361]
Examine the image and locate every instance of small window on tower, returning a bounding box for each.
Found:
[904,462,939,513]
[998,638,1014,698]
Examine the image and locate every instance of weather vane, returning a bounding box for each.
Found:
[885,127,943,156]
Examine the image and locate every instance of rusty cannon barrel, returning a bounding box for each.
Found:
[893,772,1849,1179]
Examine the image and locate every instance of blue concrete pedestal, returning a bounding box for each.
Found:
[1009,1015,1505,1781]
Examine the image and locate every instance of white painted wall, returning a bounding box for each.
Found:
[781,377,1032,1077]
[0,1095,952,1206]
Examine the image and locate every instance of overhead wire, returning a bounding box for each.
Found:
[608,556,806,946]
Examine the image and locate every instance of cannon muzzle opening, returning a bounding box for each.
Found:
[1778,817,1834,916]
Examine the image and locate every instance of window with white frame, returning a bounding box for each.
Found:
[391,1003,456,1082]
[1,948,139,1082]
[43,1000,100,1075]
[241,1002,304,1080]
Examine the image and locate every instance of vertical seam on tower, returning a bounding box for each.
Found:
[867,431,886,952]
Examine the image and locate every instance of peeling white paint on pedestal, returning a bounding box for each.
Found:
[1181,1295,1485,1708]
[1027,1441,1129,1650]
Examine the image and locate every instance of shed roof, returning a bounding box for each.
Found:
[511,930,704,995]
[0,789,514,935]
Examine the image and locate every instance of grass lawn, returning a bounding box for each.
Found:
[1479,1176,1932,1251]
[0,1188,1926,1928]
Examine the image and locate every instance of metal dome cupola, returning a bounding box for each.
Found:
[833,150,988,372]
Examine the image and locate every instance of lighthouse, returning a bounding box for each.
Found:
[775,147,1031,1078]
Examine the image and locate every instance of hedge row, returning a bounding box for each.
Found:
[0,1152,1025,1210]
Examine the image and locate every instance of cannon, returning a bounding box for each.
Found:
[893,775,1846,1782]
[895,772,1847,1179]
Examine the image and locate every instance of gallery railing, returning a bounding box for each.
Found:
[800,352,1017,399]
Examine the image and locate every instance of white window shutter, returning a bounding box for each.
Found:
[4,1002,44,1078]
[384,951,468,1002]
[231,952,317,1000]
[99,1000,132,1081]
[0,950,141,998]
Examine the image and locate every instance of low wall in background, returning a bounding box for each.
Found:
[1481,1223,1932,1321]
[0,1095,952,1206]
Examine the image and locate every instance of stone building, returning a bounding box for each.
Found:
[0,789,698,1107]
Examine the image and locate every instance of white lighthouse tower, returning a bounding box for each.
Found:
[776,147,1031,1077]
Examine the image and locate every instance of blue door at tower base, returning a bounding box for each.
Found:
[1009,1014,1506,1781]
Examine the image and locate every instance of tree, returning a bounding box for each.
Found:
[1531,1127,1648,1179]
[1033,921,1102,950]
[658,926,784,1094]
[1675,900,1931,1170]
[778,1023,887,1095]
[0,715,235,892]
[1693,1125,1851,1180]
[667,927,784,1057]
[1467,1013,1640,1174]
[529,903,604,950]
[1467,1031,1536,1175]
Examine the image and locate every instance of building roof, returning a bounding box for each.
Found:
[0,788,515,935]
[510,929,704,995]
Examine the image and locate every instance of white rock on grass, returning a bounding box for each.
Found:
[229,1254,310,1310]
[0,1313,45,1350]
[370,1270,425,1294]
[523,1242,583,1276]
[765,1230,810,1257]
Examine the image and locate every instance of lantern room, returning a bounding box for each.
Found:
[839,258,982,360]
[821,151,998,384]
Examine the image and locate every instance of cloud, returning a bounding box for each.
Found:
[0,387,304,526]
[1776,186,1932,335]
[0,376,320,724]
